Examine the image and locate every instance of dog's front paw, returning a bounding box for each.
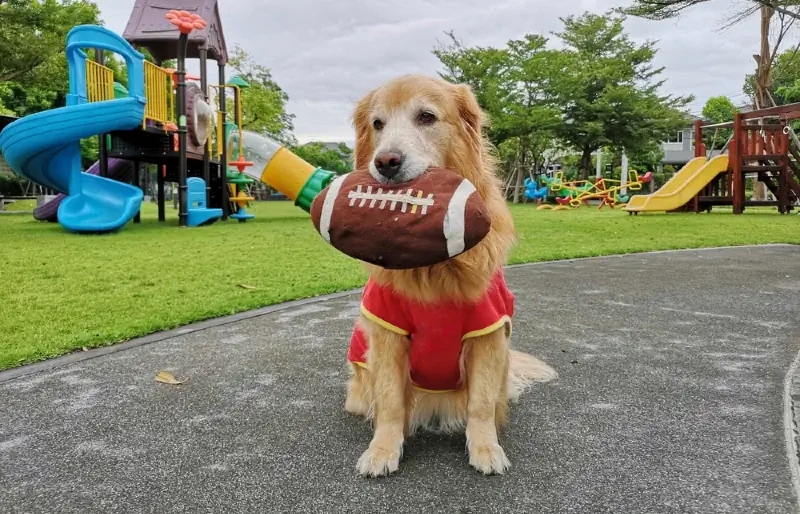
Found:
[357,443,402,478]
[468,442,510,475]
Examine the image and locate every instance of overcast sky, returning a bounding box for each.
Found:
[95,0,774,146]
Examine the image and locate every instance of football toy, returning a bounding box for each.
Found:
[310,167,491,269]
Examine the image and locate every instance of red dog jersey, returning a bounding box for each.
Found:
[348,270,514,392]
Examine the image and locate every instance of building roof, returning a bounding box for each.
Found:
[122,0,228,65]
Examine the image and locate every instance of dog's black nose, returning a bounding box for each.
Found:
[374,151,403,179]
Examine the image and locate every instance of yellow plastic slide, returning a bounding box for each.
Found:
[623,155,729,213]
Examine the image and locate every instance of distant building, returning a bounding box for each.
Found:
[660,103,752,169]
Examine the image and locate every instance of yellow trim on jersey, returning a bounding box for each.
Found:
[360,304,410,336]
[462,315,512,341]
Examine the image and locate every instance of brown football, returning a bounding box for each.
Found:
[310,167,491,269]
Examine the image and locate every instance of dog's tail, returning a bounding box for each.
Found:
[508,350,557,401]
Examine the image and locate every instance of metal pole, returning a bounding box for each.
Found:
[176,33,189,227]
[595,148,602,179]
[200,48,211,205]
[621,151,628,196]
[157,166,165,221]
[219,63,229,220]
[133,161,141,223]
[95,48,109,178]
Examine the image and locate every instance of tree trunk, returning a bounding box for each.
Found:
[752,5,775,201]
[512,152,525,204]
[580,147,593,180]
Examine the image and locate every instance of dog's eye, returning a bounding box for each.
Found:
[372,119,384,130]
[418,111,436,125]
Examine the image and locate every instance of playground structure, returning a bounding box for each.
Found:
[624,105,800,214]
[0,1,335,233]
[529,169,653,210]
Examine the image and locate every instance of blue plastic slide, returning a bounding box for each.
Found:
[0,25,147,233]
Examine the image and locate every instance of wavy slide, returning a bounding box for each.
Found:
[33,158,136,222]
[0,25,147,233]
[623,155,730,213]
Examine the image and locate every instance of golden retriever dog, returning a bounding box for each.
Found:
[344,74,556,477]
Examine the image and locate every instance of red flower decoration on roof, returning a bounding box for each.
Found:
[165,10,206,35]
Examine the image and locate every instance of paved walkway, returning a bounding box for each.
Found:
[1,245,799,513]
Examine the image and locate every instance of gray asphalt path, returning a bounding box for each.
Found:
[1,245,799,514]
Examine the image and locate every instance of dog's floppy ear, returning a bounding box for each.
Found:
[453,83,485,153]
[351,89,376,171]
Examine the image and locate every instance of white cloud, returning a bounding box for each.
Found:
[93,0,781,144]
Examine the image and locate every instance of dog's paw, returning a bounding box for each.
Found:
[356,443,402,478]
[344,395,370,418]
[468,443,510,475]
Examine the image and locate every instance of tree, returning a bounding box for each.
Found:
[552,11,691,178]
[227,45,295,145]
[622,1,800,22]
[0,0,101,82]
[292,142,353,174]
[744,49,800,104]
[701,95,739,149]
[0,0,101,115]
[433,33,564,201]
[622,1,800,109]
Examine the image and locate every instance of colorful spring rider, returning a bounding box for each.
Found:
[524,177,549,204]
[570,170,653,209]
[537,173,592,210]
[538,170,652,210]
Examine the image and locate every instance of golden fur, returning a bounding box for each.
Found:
[344,74,556,477]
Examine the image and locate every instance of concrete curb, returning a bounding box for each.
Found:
[786,336,800,513]
[1,243,797,384]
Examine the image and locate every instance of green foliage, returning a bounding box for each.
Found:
[432,11,691,182]
[0,0,101,83]
[650,171,667,188]
[227,45,295,145]
[776,78,800,102]
[0,174,26,195]
[434,33,569,199]
[79,136,98,168]
[291,142,353,174]
[552,11,692,178]
[663,164,676,174]
[744,49,800,105]
[701,95,738,149]
[0,0,101,116]
[622,1,800,22]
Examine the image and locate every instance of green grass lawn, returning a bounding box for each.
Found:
[1,198,36,211]
[0,200,797,370]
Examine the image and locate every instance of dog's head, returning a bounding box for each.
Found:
[351,74,486,185]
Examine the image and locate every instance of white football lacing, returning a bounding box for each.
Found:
[347,185,435,214]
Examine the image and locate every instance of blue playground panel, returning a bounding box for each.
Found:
[186,177,223,227]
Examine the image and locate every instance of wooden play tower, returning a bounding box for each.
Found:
[688,103,800,214]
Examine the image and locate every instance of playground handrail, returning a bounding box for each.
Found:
[65,25,146,107]
[85,60,114,103]
[143,61,173,128]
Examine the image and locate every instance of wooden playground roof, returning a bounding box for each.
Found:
[122,0,229,65]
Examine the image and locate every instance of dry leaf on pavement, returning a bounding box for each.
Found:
[155,371,186,385]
